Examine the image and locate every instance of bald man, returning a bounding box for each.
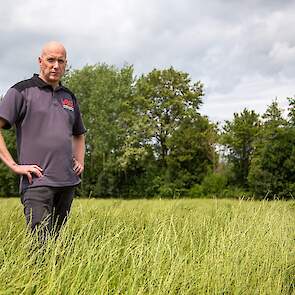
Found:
[0,41,86,240]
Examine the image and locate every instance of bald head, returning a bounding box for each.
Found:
[41,41,67,58]
[38,41,67,88]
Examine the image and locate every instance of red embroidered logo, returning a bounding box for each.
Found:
[62,98,74,111]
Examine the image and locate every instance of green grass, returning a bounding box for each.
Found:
[0,198,294,294]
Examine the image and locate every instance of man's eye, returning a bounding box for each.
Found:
[47,58,55,63]
[58,59,65,64]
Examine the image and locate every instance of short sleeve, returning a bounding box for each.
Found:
[72,100,86,135]
[0,88,26,129]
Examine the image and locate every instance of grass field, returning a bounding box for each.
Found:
[0,198,294,294]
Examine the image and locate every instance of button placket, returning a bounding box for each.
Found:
[52,90,61,107]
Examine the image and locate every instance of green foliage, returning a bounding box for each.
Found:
[63,65,216,197]
[201,172,228,196]
[167,116,218,188]
[3,62,295,199]
[248,127,295,198]
[262,99,287,128]
[64,64,135,197]
[0,129,18,197]
[221,108,260,188]
[133,67,204,165]
[187,172,249,199]
[188,174,225,199]
[2,65,217,198]
[248,100,295,198]
[287,96,295,126]
[125,67,215,196]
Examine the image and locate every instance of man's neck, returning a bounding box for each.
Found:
[38,74,59,89]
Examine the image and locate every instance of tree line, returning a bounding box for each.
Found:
[0,64,294,199]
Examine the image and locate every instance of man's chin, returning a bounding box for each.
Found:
[48,76,61,83]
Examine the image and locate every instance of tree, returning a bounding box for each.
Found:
[221,108,260,188]
[248,100,294,198]
[287,96,295,126]
[261,99,287,129]
[125,67,215,196]
[166,115,218,189]
[64,65,217,197]
[64,63,135,197]
[133,67,204,164]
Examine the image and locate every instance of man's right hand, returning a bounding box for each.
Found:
[11,164,43,184]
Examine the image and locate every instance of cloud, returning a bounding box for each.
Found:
[0,0,295,122]
[201,74,295,122]
[270,42,295,63]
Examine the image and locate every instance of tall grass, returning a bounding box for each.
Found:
[0,198,294,294]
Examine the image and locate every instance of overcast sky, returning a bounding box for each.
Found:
[1,0,294,122]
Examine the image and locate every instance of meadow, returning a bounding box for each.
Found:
[0,198,294,294]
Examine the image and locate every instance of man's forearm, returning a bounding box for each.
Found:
[0,120,43,182]
[72,134,85,176]
[0,129,17,171]
[73,134,85,165]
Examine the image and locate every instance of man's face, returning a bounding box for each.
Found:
[38,47,67,86]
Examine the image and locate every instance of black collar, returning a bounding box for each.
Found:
[32,74,64,91]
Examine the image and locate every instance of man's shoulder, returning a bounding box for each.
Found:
[11,77,36,93]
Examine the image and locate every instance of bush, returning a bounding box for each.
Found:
[188,173,252,199]
[188,173,227,198]
[187,184,204,198]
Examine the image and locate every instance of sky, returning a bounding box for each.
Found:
[0,0,294,123]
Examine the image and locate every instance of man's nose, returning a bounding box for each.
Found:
[53,60,59,68]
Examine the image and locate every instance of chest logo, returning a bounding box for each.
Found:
[62,98,74,111]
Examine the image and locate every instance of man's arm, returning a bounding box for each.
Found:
[0,118,43,183]
[72,134,85,176]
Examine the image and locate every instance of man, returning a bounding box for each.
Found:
[0,41,86,239]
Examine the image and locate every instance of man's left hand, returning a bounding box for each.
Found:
[73,158,84,176]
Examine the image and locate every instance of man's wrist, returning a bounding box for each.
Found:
[74,158,84,165]
[10,162,18,171]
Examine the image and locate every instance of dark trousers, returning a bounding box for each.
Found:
[21,186,75,240]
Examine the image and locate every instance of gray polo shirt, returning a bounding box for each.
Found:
[0,74,86,192]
